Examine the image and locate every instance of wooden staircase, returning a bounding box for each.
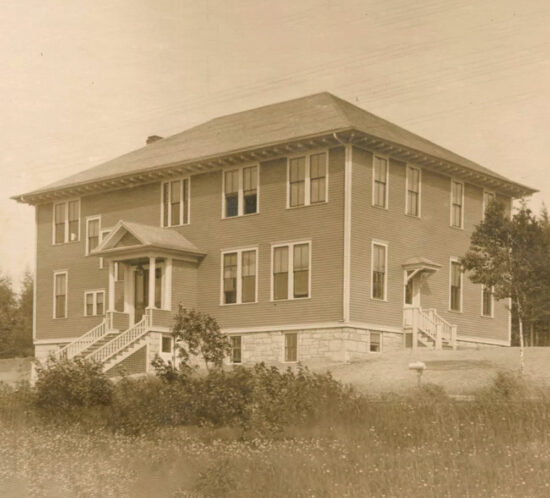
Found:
[403,307,457,350]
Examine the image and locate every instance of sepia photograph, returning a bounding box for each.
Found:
[1,0,550,496]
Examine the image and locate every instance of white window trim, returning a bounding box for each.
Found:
[83,289,106,317]
[220,246,259,305]
[371,154,390,209]
[53,270,68,319]
[52,198,81,245]
[450,179,465,229]
[405,165,421,217]
[481,284,494,318]
[85,215,101,256]
[482,189,495,218]
[161,176,191,227]
[286,150,329,209]
[449,257,463,313]
[221,164,260,219]
[370,240,388,301]
[270,240,312,301]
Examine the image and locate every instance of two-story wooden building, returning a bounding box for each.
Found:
[13,93,535,374]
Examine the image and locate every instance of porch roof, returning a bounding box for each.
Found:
[91,220,205,260]
[402,256,442,273]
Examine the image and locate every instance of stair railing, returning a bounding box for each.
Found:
[57,319,108,359]
[404,307,458,350]
[87,310,152,365]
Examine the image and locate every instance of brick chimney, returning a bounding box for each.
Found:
[146,135,163,145]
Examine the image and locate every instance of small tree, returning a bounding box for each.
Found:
[461,200,550,373]
[172,307,230,371]
[0,273,17,358]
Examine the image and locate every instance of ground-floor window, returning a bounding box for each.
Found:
[481,285,494,317]
[53,271,68,319]
[84,290,105,317]
[230,335,242,364]
[285,332,298,362]
[370,332,381,352]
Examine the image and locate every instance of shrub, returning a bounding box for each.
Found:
[477,370,529,402]
[33,355,113,423]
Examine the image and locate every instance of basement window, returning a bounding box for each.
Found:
[370,332,381,352]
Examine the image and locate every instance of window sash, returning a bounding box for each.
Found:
[222,249,257,304]
[450,262,462,311]
[54,200,79,243]
[372,244,386,300]
[54,273,67,318]
[482,286,493,316]
[273,246,289,301]
[87,219,100,254]
[243,166,258,215]
[310,153,326,204]
[223,253,238,304]
[162,178,189,227]
[241,250,256,303]
[451,181,463,227]
[406,167,420,216]
[230,336,242,363]
[285,333,297,362]
[293,244,309,298]
[373,157,387,208]
[289,157,306,207]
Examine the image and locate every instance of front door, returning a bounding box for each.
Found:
[403,271,421,329]
[134,269,149,323]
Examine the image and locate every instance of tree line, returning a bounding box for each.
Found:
[0,271,33,358]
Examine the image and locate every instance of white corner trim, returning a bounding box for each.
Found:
[343,144,352,323]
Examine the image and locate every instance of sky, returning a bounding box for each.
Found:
[2,0,550,290]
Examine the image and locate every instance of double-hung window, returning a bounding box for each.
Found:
[482,190,495,218]
[373,156,388,208]
[272,242,311,300]
[406,166,421,217]
[288,152,327,207]
[84,290,105,317]
[449,259,463,312]
[223,165,259,218]
[371,242,387,300]
[53,200,80,244]
[230,336,242,364]
[221,248,258,304]
[161,178,190,227]
[53,271,68,319]
[86,216,101,255]
[482,285,494,317]
[451,180,464,228]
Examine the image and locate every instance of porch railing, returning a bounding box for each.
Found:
[87,310,153,365]
[58,319,108,359]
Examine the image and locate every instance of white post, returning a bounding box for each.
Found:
[165,258,173,311]
[412,309,418,351]
[108,260,115,311]
[148,256,156,309]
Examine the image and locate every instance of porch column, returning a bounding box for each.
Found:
[165,257,173,311]
[148,256,156,308]
[123,263,131,313]
[108,260,115,311]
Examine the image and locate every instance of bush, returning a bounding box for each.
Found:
[477,370,529,402]
[33,355,113,423]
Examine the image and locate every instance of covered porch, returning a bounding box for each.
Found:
[92,220,205,332]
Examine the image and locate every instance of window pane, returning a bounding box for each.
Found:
[88,220,99,252]
[231,336,242,363]
[450,262,462,311]
[170,180,181,226]
[55,204,65,243]
[225,170,238,194]
[55,274,66,318]
[372,245,386,300]
[183,179,189,224]
[161,336,172,353]
[285,333,297,362]
[374,158,387,208]
[162,183,169,226]
[96,292,104,315]
[289,158,306,207]
[273,247,289,300]
[243,167,258,215]
[482,287,493,316]
[293,244,309,298]
[241,250,256,303]
[86,293,94,316]
[310,153,326,204]
[68,201,79,241]
[223,253,237,304]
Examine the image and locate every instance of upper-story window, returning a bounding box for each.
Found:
[288,152,327,208]
[372,156,388,208]
[450,180,464,228]
[53,199,80,244]
[221,247,258,304]
[449,259,463,312]
[53,271,68,319]
[86,216,101,256]
[482,190,495,218]
[371,241,388,300]
[223,165,259,218]
[406,166,421,217]
[272,241,311,300]
[161,178,190,227]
